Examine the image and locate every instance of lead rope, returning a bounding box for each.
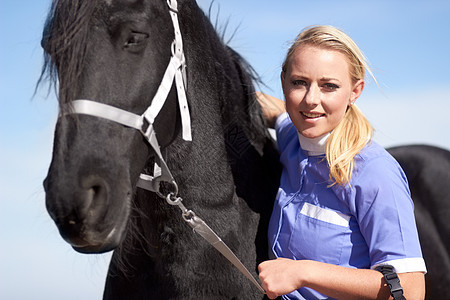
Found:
[64,0,265,294]
[165,191,266,294]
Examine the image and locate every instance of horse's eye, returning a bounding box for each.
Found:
[124,32,149,50]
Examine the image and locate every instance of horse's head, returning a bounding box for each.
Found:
[41,0,184,253]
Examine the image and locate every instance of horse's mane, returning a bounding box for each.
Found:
[205,1,271,148]
[223,46,270,153]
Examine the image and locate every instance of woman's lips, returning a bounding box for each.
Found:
[301,111,325,119]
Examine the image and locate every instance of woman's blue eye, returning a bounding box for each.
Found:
[292,80,307,86]
[324,83,339,90]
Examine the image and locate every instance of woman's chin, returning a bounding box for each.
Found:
[298,129,324,139]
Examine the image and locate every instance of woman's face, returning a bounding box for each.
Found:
[282,45,364,138]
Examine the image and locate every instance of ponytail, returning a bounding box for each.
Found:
[327,104,372,186]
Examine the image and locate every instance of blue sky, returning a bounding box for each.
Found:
[1,0,449,299]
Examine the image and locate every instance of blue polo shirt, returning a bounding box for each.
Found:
[268,113,426,300]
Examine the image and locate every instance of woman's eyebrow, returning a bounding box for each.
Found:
[320,77,341,82]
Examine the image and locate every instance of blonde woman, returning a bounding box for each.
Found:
[256,25,426,299]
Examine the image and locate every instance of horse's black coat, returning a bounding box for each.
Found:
[388,145,450,299]
[40,0,449,299]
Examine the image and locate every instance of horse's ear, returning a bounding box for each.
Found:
[226,46,268,156]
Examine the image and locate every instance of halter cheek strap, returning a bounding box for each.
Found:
[68,99,178,191]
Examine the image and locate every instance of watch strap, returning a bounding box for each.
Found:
[375,265,406,300]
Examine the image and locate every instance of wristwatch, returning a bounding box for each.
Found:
[375,265,406,300]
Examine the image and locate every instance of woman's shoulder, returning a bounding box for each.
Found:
[340,140,412,222]
[274,112,292,132]
[274,113,298,149]
[356,140,398,166]
[352,140,408,186]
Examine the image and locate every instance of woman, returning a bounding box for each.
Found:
[256,25,426,299]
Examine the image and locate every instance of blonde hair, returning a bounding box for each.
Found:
[282,25,375,186]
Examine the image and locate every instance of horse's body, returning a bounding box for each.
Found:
[388,145,450,299]
[40,0,449,299]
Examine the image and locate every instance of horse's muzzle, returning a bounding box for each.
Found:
[44,172,131,253]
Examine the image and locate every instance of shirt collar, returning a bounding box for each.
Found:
[297,131,330,156]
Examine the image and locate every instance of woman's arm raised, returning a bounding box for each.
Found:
[255,92,286,128]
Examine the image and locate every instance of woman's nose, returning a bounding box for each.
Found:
[304,85,320,106]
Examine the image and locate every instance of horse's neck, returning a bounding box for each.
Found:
[168,101,236,203]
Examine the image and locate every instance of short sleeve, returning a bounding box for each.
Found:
[354,155,426,273]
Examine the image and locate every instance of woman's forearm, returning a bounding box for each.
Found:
[300,260,388,299]
[258,258,425,300]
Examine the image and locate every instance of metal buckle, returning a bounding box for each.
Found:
[376,265,405,299]
[386,273,403,294]
[158,181,179,199]
[182,210,195,222]
[139,116,151,136]
[167,0,178,13]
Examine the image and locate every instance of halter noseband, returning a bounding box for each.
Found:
[62,0,265,294]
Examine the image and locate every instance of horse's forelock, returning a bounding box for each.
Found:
[39,0,97,108]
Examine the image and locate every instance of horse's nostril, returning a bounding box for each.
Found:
[92,185,100,194]
[85,179,110,218]
[89,184,103,201]
[81,176,108,198]
[90,183,108,204]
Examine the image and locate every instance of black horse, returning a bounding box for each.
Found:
[41,0,280,299]
[387,145,450,299]
[40,0,449,299]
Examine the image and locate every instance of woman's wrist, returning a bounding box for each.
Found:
[295,259,313,289]
[255,92,286,128]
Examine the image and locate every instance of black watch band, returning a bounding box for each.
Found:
[375,265,406,300]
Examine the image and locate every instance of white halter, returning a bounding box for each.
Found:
[70,0,190,195]
[64,0,265,293]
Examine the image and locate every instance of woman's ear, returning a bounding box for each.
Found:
[350,79,364,105]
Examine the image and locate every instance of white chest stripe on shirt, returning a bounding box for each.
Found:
[300,202,351,227]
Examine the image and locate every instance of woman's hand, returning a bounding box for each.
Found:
[258,258,304,299]
[255,92,286,128]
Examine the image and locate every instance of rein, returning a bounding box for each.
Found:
[64,0,265,294]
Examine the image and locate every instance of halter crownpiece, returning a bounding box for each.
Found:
[63,0,265,294]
